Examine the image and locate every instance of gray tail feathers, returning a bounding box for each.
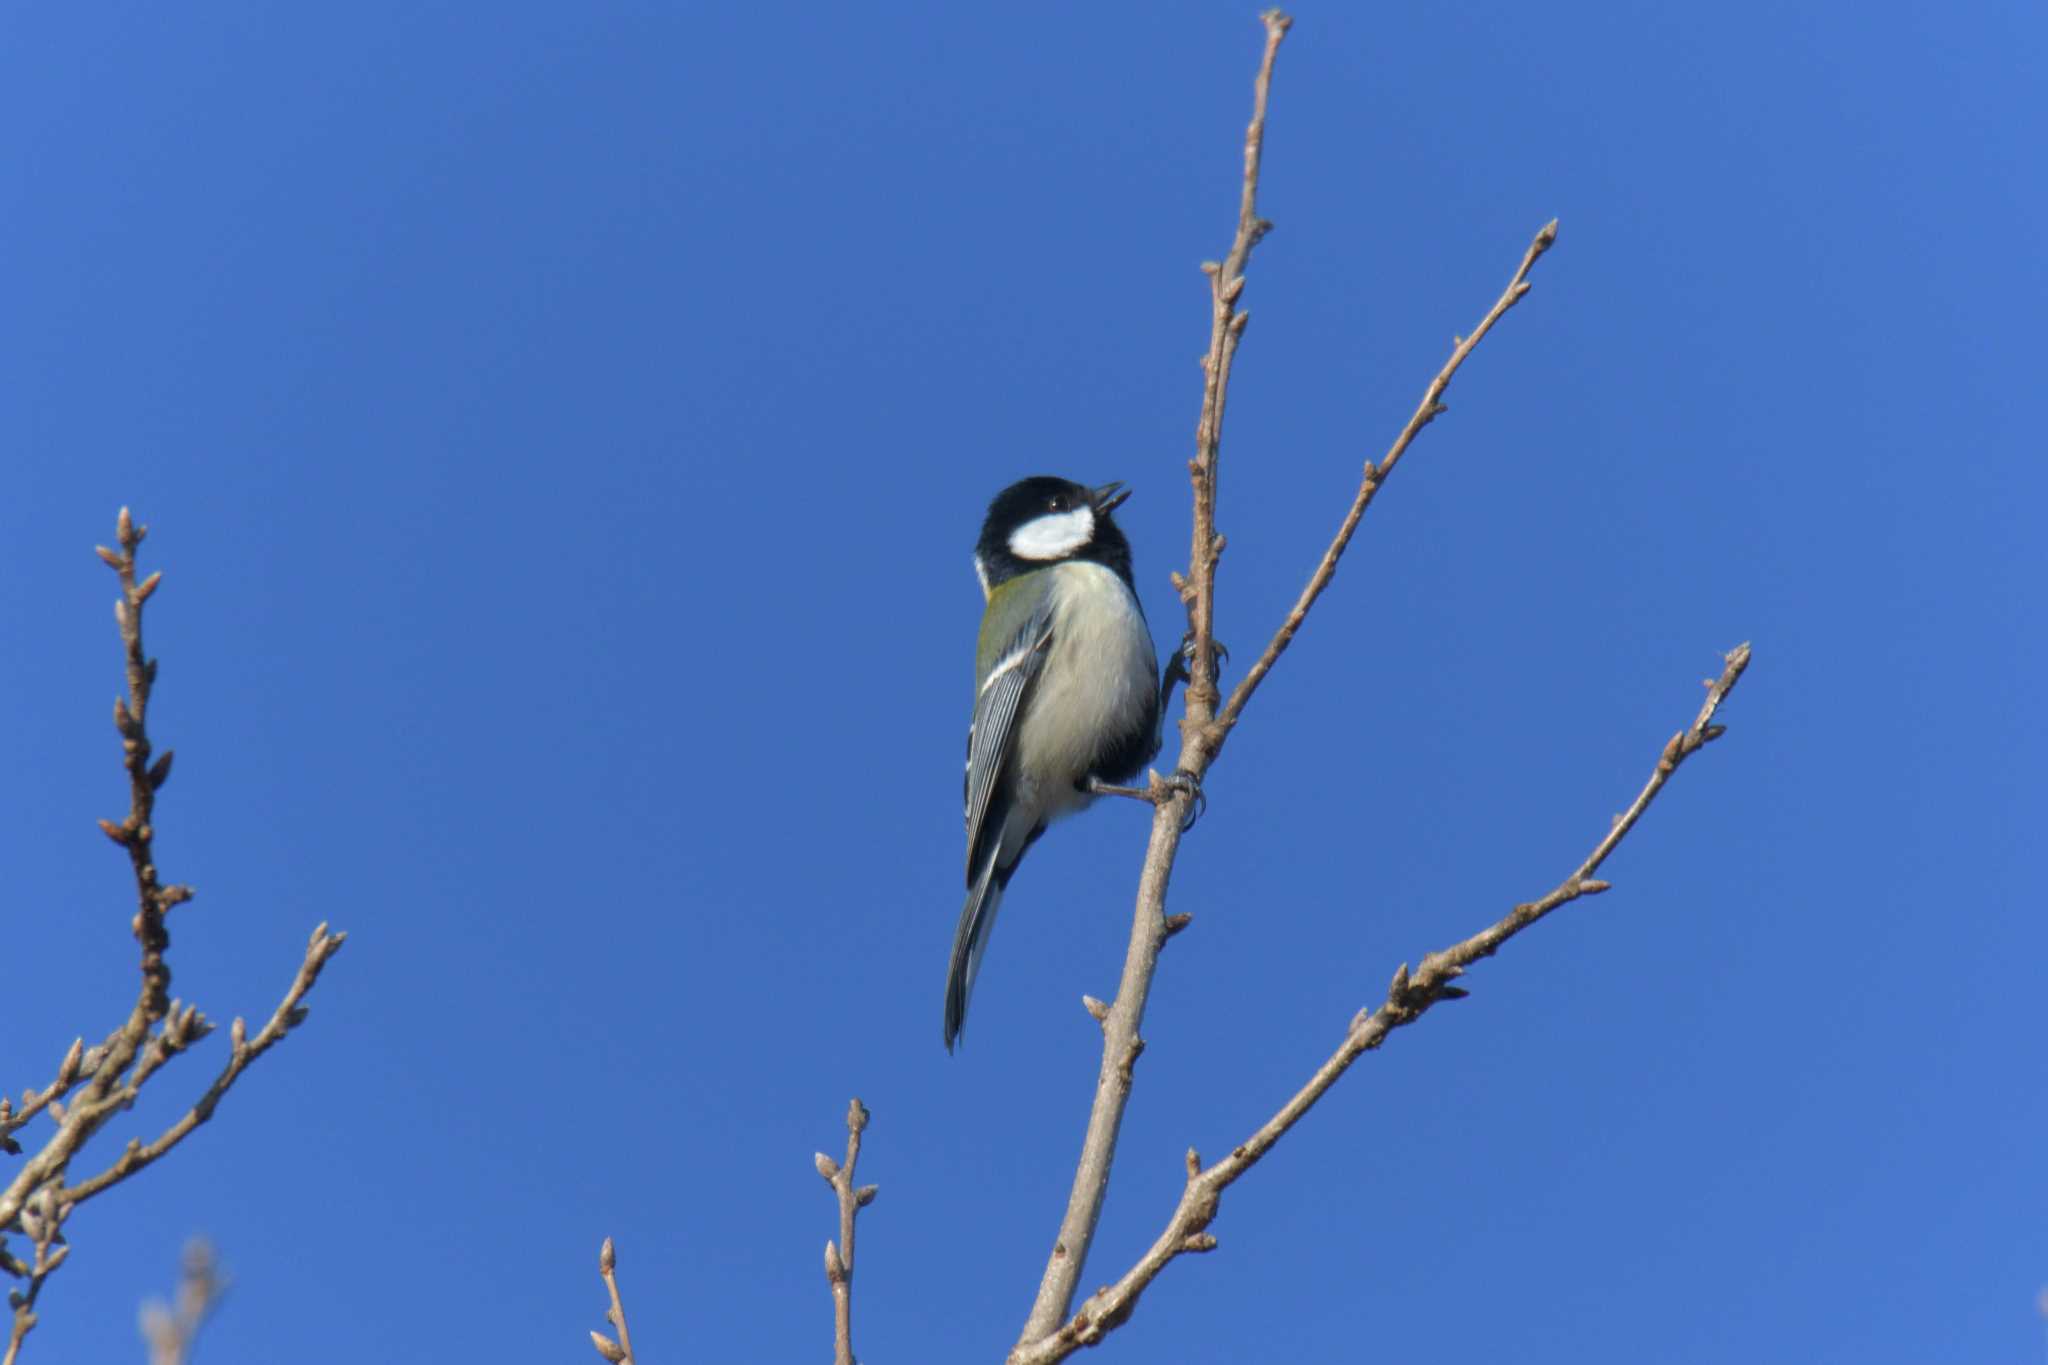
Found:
[944,848,1007,1051]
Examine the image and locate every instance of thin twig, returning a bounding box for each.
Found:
[1019,39,1568,1345]
[1219,215,1558,731]
[1012,646,1752,1363]
[59,925,347,1209]
[0,511,190,1233]
[1,1186,66,1365]
[1016,12,1293,1348]
[816,1099,876,1365]
[1182,8,1293,739]
[588,1238,635,1365]
[0,1033,118,1154]
[139,1239,228,1365]
[0,511,347,1357]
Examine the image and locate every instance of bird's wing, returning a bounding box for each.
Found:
[964,595,1056,882]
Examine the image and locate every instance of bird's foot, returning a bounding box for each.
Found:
[1156,768,1207,831]
[1161,632,1230,710]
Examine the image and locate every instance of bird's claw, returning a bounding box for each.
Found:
[1160,633,1229,713]
[1174,630,1229,675]
[1159,768,1207,831]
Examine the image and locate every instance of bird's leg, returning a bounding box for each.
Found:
[1084,777,1154,803]
[1083,770,1208,831]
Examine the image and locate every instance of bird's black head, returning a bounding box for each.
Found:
[974,476,1136,593]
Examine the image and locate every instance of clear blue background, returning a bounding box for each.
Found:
[4,3,2041,1361]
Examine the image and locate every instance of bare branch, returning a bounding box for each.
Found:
[587,1238,635,1365]
[817,1099,874,1365]
[1012,645,1752,1363]
[1182,8,1294,742]
[0,512,191,1235]
[0,1034,117,1156]
[104,507,178,1030]
[1017,18,1580,1345]
[1,512,348,1359]
[2,1186,66,1365]
[1016,13,1293,1347]
[1219,216,1559,731]
[59,924,347,1209]
[139,1239,228,1365]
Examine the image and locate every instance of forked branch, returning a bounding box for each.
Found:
[1219,215,1558,731]
[0,511,346,1362]
[1017,13,1295,1347]
[1019,13,1571,1352]
[1012,645,1751,1363]
[816,1099,878,1365]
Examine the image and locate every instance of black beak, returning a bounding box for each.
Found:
[1091,481,1130,516]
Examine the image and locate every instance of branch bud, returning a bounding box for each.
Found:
[95,546,122,569]
[854,1184,879,1207]
[823,1240,844,1283]
[814,1152,839,1182]
[148,750,175,790]
[599,1237,616,1274]
[590,1331,626,1362]
[136,570,163,602]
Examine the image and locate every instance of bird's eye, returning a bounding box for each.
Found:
[1048,496,1068,512]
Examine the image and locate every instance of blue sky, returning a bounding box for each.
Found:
[3,2,2042,1361]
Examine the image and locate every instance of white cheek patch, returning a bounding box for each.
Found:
[1008,506,1095,560]
[973,554,992,600]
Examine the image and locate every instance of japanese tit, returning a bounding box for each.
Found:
[945,476,1162,1051]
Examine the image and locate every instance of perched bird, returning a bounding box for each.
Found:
[946,475,1163,1051]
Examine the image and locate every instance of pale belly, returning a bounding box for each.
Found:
[1008,561,1157,830]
